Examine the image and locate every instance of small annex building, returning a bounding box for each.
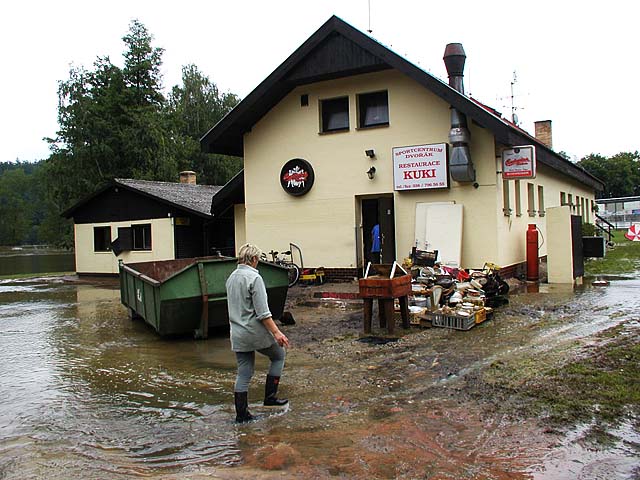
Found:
[62,172,234,275]
[202,16,604,280]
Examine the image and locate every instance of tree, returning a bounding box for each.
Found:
[167,64,241,185]
[578,151,640,198]
[46,19,177,208]
[39,20,242,247]
[35,159,74,248]
[0,168,34,245]
[122,20,165,107]
[0,22,243,248]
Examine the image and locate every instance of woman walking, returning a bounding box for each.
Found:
[225,244,290,423]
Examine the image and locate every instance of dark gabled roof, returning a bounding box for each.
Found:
[210,170,244,217]
[62,178,222,219]
[201,15,603,191]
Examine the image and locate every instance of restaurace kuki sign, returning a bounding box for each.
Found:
[393,143,449,191]
[501,145,536,179]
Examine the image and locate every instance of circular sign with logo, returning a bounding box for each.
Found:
[280,158,314,196]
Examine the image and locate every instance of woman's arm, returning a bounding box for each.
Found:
[261,317,290,347]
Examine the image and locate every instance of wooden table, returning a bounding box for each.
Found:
[358,274,412,334]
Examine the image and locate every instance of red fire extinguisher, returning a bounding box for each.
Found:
[526,224,539,281]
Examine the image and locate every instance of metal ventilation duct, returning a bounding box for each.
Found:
[443,43,475,183]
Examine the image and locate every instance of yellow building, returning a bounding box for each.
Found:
[63,173,233,275]
[202,16,603,281]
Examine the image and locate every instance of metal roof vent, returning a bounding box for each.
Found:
[443,43,475,183]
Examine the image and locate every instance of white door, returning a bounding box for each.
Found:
[415,202,463,268]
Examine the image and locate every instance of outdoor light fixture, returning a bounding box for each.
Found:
[366,166,376,179]
[365,149,376,158]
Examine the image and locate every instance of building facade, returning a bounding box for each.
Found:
[202,16,603,279]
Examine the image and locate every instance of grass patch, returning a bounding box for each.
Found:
[494,230,640,427]
[585,229,640,275]
[482,331,640,427]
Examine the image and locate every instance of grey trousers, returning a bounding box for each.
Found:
[234,343,286,393]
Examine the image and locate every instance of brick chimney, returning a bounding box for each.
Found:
[179,171,197,185]
[534,120,553,149]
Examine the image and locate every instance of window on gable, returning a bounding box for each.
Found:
[93,226,111,252]
[320,96,349,132]
[357,90,389,128]
[132,224,152,250]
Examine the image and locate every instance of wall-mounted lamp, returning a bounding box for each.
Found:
[365,149,376,158]
[366,166,376,179]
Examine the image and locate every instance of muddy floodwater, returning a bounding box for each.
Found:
[0,247,75,277]
[0,274,639,479]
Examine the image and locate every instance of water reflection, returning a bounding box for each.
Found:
[0,247,75,276]
[0,277,242,479]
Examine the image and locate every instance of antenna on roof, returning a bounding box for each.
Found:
[510,71,519,125]
[367,0,373,33]
[497,70,528,125]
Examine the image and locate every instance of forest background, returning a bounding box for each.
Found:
[0,20,638,247]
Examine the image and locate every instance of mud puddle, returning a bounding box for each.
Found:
[0,275,638,479]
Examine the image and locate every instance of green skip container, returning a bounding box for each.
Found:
[119,257,289,338]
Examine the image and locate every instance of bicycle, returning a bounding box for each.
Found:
[262,247,301,287]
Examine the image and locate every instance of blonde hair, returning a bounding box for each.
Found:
[237,243,262,265]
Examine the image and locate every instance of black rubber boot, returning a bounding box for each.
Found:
[264,375,288,407]
[234,391,254,423]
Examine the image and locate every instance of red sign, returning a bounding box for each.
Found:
[502,146,536,179]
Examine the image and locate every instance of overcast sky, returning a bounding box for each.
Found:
[2,0,637,163]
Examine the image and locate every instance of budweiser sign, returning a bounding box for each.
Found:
[502,146,536,179]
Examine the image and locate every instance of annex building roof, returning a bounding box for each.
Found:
[63,178,223,219]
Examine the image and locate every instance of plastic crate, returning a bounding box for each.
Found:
[426,311,475,331]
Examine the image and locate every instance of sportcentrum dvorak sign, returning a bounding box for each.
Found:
[393,143,449,191]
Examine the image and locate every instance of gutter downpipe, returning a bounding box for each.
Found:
[443,43,476,183]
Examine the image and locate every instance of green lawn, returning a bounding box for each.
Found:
[484,228,640,436]
[585,229,640,275]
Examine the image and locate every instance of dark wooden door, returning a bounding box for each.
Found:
[571,215,584,278]
[378,197,396,264]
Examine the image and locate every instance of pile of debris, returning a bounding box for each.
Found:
[403,257,510,331]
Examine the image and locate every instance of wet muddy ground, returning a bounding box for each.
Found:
[0,274,638,479]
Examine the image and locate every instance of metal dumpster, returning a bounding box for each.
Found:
[119,257,289,338]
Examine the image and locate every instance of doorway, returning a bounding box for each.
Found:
[360,196,396,266]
